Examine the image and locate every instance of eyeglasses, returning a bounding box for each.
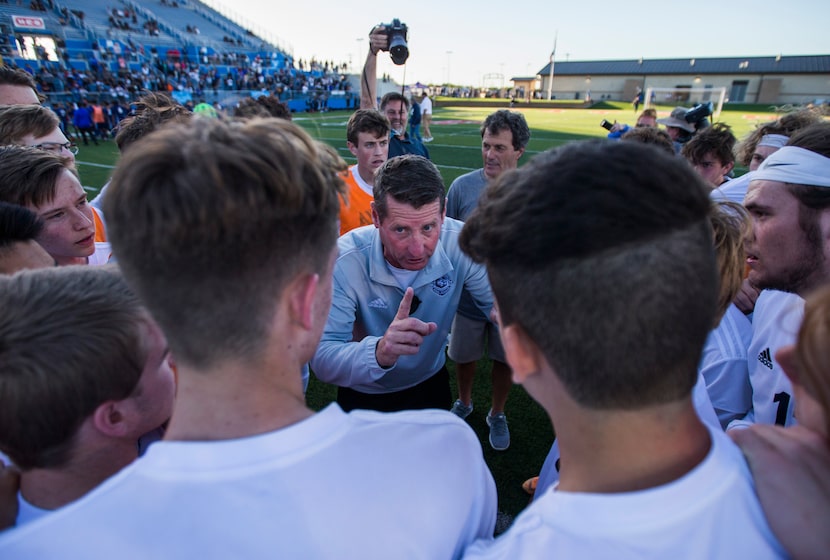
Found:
[32,142,79,155]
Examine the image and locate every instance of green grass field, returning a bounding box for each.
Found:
[73,101,781,522]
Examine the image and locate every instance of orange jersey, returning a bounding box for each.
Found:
[338,167,374,236]
[92,207,107,242]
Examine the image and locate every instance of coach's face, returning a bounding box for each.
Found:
[372,197,444,271]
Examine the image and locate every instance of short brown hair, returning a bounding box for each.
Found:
[621,126,675,155]
[0,104,59,144]
[103,117,344,369]
[346,109,390,145]
[234,95,292,120]
[682,122,736,166]
[373,155,445,222]
[0,145,76,208]
[115,103,192,153]
[0,265,147,470]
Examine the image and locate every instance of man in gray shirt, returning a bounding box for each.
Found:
[445,110,530,450]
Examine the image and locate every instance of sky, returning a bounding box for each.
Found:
[208,0,830,87]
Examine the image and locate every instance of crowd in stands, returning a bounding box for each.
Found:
[15,49,351,106]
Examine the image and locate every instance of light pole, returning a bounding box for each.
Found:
[446,50,453,85]
[355,37,364,73]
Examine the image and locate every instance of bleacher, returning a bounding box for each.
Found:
[1,0,362,113]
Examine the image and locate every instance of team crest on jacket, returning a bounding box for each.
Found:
[432,275,452,296]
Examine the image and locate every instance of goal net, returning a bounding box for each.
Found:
[644,87,727,119]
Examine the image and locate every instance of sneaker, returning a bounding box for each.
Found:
[423,136,433,143]
[450,399,473,419]
[486,410,510,450]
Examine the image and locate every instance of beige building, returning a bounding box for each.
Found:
[523,55,830,105]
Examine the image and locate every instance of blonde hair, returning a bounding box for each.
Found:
[710,202,751,323]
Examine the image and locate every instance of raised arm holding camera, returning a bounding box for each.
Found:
[360,21,429,159]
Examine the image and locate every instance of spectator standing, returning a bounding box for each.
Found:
[421,91,433,142]
[409,95,422,142]
[72,101,98,146]
[360,25,429,159]
[446,110,530,451]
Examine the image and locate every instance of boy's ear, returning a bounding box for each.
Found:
[288,272,320,331]
[501,323,544,384]
[91,401,130,438]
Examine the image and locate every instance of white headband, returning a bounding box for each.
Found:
[757,134,789,149]
[752,146,830,188]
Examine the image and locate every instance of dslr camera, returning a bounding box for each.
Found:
[381,19,409,65]
[684,101,713,131]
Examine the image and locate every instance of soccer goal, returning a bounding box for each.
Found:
[644,87,727,119]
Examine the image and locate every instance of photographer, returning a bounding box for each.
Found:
[657,103,712,153]
[360,23,429,159]
[604,108,658,140]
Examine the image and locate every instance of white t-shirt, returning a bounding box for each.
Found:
[728,290,803,430]
[0,404,496,559]
[463,427,786,559]
[420,95,432,115]
[88,242,112,266]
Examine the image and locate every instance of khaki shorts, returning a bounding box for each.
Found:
[447,313,506,363]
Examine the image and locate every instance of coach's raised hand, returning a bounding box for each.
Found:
[375,287,437,368]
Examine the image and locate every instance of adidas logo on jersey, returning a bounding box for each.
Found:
[758,348,773,370]
[368,298,388,309]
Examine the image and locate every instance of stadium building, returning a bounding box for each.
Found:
[512,55,830,106]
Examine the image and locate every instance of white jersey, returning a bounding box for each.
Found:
[0,404,496,559]
[463,427,785,559]
[728,290,803,430]
[699,304,753,429]
[710,171,752,205]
